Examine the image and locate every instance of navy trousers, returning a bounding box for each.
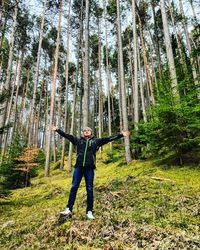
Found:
[67,167,94,213]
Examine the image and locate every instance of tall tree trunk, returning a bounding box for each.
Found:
[117,51,123,132]
[68,73,76,172]
[132,0,139,129]
[137,12,155,105]
[1,51,22,159]
[98,20,103,158]
[7,51,23,151]
[151,0,162,77]
[105,12,112,152]
[20,68,29,127]
[57,89,61,147]
[83,0,90,128]
[0,1,18,151]
[178,0,200,98]
[138,44,147,122]
[45,0,62,176]
[116,0,132,163]
[160,0,180,102]
[168,0,187,73]
[28,0,47,146]
[34,78,45,147]
[60,0,72,169]
[68,0,84,169]
[127,40,134,122]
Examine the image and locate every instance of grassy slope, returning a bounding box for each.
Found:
[0,146,200,250]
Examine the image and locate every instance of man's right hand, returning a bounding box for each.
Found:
[51,125,58,131]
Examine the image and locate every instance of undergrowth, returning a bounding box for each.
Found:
[0,146,200,249]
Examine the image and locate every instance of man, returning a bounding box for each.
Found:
[51,125,130,219]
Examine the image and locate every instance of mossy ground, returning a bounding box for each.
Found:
[0,146,200,249]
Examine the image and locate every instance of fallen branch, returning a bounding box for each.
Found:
[151,177,172,181]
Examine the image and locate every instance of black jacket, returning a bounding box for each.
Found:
[56,129,123,168]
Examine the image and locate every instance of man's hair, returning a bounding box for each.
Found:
[83,127,93,133]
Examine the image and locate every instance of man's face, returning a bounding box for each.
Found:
[83,129,92,137]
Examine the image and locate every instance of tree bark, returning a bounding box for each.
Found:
[160,0,180,102]
[45,0,62,176]
[137,12,155,105]
[60,0,72,169]
[178,0,200,98]
[68,73,76,172]
[0,1,18,151]
[105,11,112,152]
[98,19,103,158]
[132,0,139,129]
[83,0,90,128]
[116,0,132,163]
[28,0,47,146]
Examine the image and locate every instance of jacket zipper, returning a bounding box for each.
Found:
[83,139,89,167]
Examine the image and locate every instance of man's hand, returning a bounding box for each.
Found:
[51,125,58,131]
[122,130,130,137]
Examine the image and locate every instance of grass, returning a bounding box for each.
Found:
[0,146,200,249]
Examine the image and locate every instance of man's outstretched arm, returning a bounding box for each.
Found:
[51,125,78,145]
[96,131,130,147]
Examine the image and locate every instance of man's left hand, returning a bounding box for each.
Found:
[122,131,130,137]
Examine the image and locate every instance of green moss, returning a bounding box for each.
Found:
[0,146,200,249]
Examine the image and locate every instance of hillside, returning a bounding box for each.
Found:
[0,148,200,250]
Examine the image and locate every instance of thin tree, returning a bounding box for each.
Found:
[131,0,139,128]
[178,0,200,98]
[60,0,72,169]
[104,7,112,152]
[160,0,180,102]
[28,0,47,146]
[0,1,18,152]
[83,0,90,128]
[45,0,62,176]
[98,18,103,158]
[116,0,132,163]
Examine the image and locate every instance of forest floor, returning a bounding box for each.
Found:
[0,146,200,250]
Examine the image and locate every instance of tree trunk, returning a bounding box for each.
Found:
[127,38,134,122]
[178,0,200,98]
[168,0,187,73]
[7,51,23,150]
[105,13,112,152]
[28,0,47,146]
[117,51,123,132]
[20,68,29,127]
[116,0,132,163]
[1,51,23,159]
[83,0,90,128]
[137,12,155,105]
[60,0,72,169]
[45,0,62,176]
[98,20,103,158]
[132,0,139,129]
[138,44,147,122]
[160,0,180,102]
[0,1,18,151]
[68,73,76,172]
[151,0,162,78]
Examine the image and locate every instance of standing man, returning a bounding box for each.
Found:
[51,125,130,219]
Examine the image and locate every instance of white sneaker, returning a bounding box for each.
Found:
[86,211,95,219]
[60,207,71,216]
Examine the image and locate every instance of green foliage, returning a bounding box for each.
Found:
[36,149,46,166]
[0,130,27,191]
[103,149,120,164]
[132,98,200,165]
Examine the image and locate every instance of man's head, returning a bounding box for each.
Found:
[83,127,92,137]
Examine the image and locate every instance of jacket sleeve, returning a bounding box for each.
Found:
[56,128,78,145]
[96,133,123,147]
